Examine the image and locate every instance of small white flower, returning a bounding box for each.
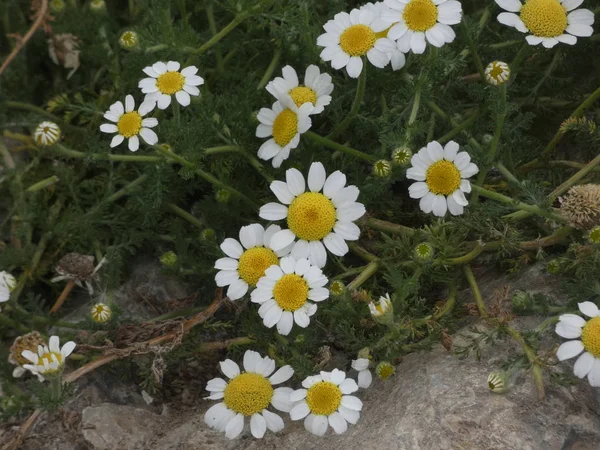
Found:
[266,65,334,115]
[382,0,463,54]
[251,256,329,335]
[256,96,313,168]
[351,358,373,388]
[215,224,291,301]
[21,335,76,380]
[91,303,111,323]
[496,0,594,48]
[100,95,158,152]
[259,162,365,268]
[33,121,61,146]
[368,293,393,317]
[139,61,204,109]
[204,350,295,439]
[0,271,16,311]
[484,61,511,86]
[360,2,407,70]
[406,140,479,217]
[317,8,398,78]
[555,301,600,387]
[289,369,362,435]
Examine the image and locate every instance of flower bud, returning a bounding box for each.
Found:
[160,251,178,267]
[50,0,66,13]
[33,121,61,146]
[414,242,434,261]
[372,160,392,177]
[487,371,509,393]
[484,61,510,86]
[375,361,395,380]
[329,280,345,297]
[216,189,231,204]
[368,293,394,325]
[391,146,412,166]
[91,303,112,323]
[588,226,600,244]
[90,0,106,13]
[119,31,139,50]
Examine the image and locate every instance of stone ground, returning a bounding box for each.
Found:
[2,261,600,450]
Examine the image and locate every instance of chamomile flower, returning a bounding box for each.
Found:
[139,61,204,109]
[382,0,463,54]
[266,65,334,115]
[368,293,393,318]
[215,224,291,301]
[91,303,111,323]
[495,0,594,48]
[21,335,76,381]
[256,96,313,168]
[259,162,365,268]
[351,358,373,388]
[0,271,16,309]
[555,302,600,387]
[33,121,61,146]
[375,361,395,380]
[406,140,479,217]
[484,61,511,86]
[359,2,407,70]
[251,256,329,335]
[289,369,362,436]
[317,8,397,78]
[204,350,295,439]
[100,95,158,152]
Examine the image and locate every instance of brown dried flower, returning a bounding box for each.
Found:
[52,253,105,294]
[9,331,46,376]
[48,33,80,78]
[559,184,600,230]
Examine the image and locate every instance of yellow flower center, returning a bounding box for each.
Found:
[273,274,309,311]
[223,372,274,416]
[122,32,136,45]
[91,304,111,323]
[582,317,600,358]
[237,247,279,287]
[590,227,600,243]
[306,381,342,416]
[375,303,384,314]
[425,160,461,196]
[289,86,317,108]
[156,71,185,95]
[378,364,394,380]
[287,192,336,241]
[272,109,299,147]
[39,351,63,372]
[117,112,142,138]
[403,0,439,32]
[339,24,376,56]
[519,0,567,37]
[375,25,393,40]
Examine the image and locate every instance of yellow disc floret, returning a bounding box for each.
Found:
[117,112,142,138]
[39,351,63,373]
[287,192,336,241]
[237,247,279,287]
[289,86,317,108]
[223,373,274,416]
[272,109,299,147]
[425,160,461,196]
[339,24,377,56]
[273,274,309,311]
[403,0,439,32]
[375,25,393,40]
[156,71,185,95]
[306,381,342,415]
[520,0,567,37]
[582,317,600,358]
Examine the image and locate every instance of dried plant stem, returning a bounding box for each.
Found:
[49,279,76,314]
[196,336,254,352]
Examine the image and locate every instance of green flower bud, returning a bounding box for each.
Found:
[119,31,139,50]
[160,251,178,267]
[329,280,345,297]
[414,242,434,261]
[391,146,412,166]
[372,160,392,177]
[200,228,216,241]
[588,226,600,244]
[50,0,66,13]
[368,294,394,326]
[216,189,231,204]
[90,0,106,13]
[375,361,395,380]
[487,371,509,393]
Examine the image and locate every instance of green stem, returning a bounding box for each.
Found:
[167,203,204,229]
[104,175,148,204]
[50,376,62,402]
[436,109,479,144]
[3,101,79,130]
[327,61,367,140]
[206,5,224,73]
[54,143,165,162]
[304,131,376,162]
[205,146,273,182]
[463,265,488,318]
[460,21,485,80]
[0,139,16,169]
[364,217,415,236]
[173,100,181,126]
[349,243,378,262]
[257,46,282,90]
[521,50,561,105]
[496,161,521,185]
[194,10,251,55]
[510,43,530,79]
[347,260,380,291]
[26,175,60,192]
[426,101,482,151]
[503,326,545,400]
[448,243,484,265]
[489,40,521,49]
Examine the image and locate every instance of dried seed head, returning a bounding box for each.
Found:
[55,253,96,280]
[559,184,600,230]
[9,332,46,366]
[48,34,81,77]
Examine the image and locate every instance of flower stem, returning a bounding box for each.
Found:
[256,46,282,91]
[205,145,273,182]
[50,376,62,402]
[49,279,76,314]
[436,109,479,144]
[463,265,488,317]
[54,143,165,162]
[510,43,530,79]
[495,161,521,185]
[503,326,545,400]
[327,61,367,140]
[347,260,380,291]
[364,217,415,236]
[206,5,224,73]
[166,203,204,229]
[304,131,376,162]
[426,101,482,151]
[26,175,60,192]
[172,101,181,126]
[460,21,485,80]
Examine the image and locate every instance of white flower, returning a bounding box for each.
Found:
[251,256,328,335]
[33,121,61,146]
[259,162,365,268]
[100,95,158,152]
[484,61,511,86]
[317,8,398,78]
[359,2,407,70]
[555,301,600,387]
[21,335,76,380]
[0,271,16,312]
[289,369,362,435]
[496,0,594,48]
[266,65,334,115]
[256,97,313,168]
[406,140,478,217]
[215,224,291,301]
[139,61,204,109]
[351,358,373,388]
[91,303,111,323]
[382,0,462,54]
[368,293,393,317]
[204,350,295,439]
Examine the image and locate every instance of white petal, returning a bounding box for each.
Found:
[204,403,234,431]
[272,387,294,412]
[264,305,283,328]
[336,202,366,222]
[206,377,227,392]
[294,258,311,276]
[308,162,327,192]
[166,61,180,71]
[21,350,38,364]
[495,0,522,12]
[573,352,595,378]
[181,66,198,77]
[142,66,159,78]
[559,314,586,328]
[333,222,360,241]
[332,186,360,207]
[588,359,600,387]
[227,279,249,300]
[339,377,360,394]
[262,410,284,432]
[293,309,311,327]
[328,412,348,434]
[286,168,306,196]
[270,181,295,205]
[109,134,125,148]
[220,238,244,259]
[185,75,204,86]
[61,341,76,358]
[139,128,158,145]
[270,229,296,252]
[157,94,172,110]
[125,95,135,112]
[460,163,479,178]
[269,365,294,384]
[323,171,347,198]
[305,414,328,436]
[290,401,310,420]
[340,395,363,411]
[176,90,191,107]
[259,203,288,221]
[215,257,238,271]
[497,12,528,33]
[338,406,360,424]
[290,389,308,402]
[277,311,294,335]
[579,302,599,318]
[100,124,118,133]
[366,48,389,69]
[308,241,327,268]
[556,340,585,361]
[49,336,60,353]
[280,255,296,274]
[409,182,430,199]
[555,322,583,339]
[225,413,245,439]
[323,232,349,256]
[358,370,372,388]
[128,135,140,152]
[141,117,158,128]
[250,413,267,438]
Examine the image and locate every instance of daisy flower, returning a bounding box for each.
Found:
[259,162,365,268]
[555,302,600,387]
[251,256,329,335]
[204,350,295,439]
[360,2,407,70]
[382,0,463,54]
[256,96,313,168]
[33,121,61,146]
[100,95,158,152]
[266,65,334,115]
[0,271,16,309]
[317,8,397,78]
[484,61,511,86]
[406,140,479,217]
[351,358,373,388]
[289,369,363,436]
[21,335,76,381]
[495,0,594,48]
[91,303,111,323]
[139,61,204,109]
[216,224,292,301]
